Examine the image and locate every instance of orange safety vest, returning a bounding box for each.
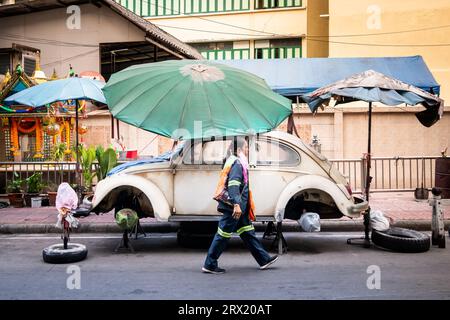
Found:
[213,156,256,221]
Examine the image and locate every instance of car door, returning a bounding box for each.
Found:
[249,136,302,216]
[173,138,232,215]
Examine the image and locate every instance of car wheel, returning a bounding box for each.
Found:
[371,227,430,253]
[43,243,88,264]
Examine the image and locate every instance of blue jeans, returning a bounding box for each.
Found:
[204,210,271,269]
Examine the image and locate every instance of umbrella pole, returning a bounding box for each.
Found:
[75,100,81,204]
[366,101,372,202]
[363,102,373,246]
[347,102,372,248]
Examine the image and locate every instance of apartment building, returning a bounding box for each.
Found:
[114,0,329,59]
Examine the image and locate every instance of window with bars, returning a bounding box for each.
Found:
[191,42,250,60]
[115,0,181,17]
[201,49,250,60]
[0,52,11,75]
[185,0,250,14]
[23,56,36,77]
[254,38,302,59]
[255,0,302,9]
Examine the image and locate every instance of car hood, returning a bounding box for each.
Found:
[107,144,183,176]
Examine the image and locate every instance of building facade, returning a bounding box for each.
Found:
[115,0,329,59]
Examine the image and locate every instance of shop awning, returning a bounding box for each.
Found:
[220,56,440,98]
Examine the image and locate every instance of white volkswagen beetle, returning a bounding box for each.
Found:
[91,131,368,228]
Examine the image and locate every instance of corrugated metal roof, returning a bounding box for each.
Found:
[0,0,203,60]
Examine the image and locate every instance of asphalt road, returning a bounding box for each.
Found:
[0,232,449,300]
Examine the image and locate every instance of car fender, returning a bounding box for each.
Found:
[92,174,171,221]
[274,174,353,222]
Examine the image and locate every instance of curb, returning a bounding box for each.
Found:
[1,220,449,234]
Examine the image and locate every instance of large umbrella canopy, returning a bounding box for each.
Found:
[4,77,106,106]
[302,70,444,246]
[103,60,293,140]
[4,77,106,204]
[303,70,443,127]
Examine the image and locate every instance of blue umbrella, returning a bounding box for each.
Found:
[302,70,444,246]
[4,77,106,106]
[4,77,106,196]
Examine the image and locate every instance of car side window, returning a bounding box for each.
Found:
[182,139,233,165]
[202,139,232,165]
[182,140,203,164]
[256,139,300,166]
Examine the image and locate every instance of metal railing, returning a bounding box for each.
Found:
[0,156,441,194]
[330,156,440,194]
[0,162,78,193]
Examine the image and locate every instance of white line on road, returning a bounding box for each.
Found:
[0,235,178,240]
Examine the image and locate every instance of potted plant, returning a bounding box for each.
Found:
[45,181,58,207]
[76,144,96,196]
[24,172,44,207]
[6,173,24,208]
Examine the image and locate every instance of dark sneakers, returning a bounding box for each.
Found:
[260,255,279,270]
[202,266,226,274]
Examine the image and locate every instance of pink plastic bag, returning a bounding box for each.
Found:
[55,183,78,211]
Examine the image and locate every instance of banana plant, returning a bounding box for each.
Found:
[95,146,118,181]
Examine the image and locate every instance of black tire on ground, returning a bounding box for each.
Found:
[43,243,88,264]
[177,231,215,249]
[371,227,430,253]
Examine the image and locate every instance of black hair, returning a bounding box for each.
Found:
[224,136,248,161]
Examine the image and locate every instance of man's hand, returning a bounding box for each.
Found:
[232,204,242,220]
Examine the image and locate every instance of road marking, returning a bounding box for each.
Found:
[0,235,178,240]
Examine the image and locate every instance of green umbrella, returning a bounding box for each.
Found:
[103,60,292,140]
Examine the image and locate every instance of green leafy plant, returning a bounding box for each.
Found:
[77,144,97,192]
[52,142,67,184]
[7,173,24,193]
[95,146,118,181]
[25,172,44,194]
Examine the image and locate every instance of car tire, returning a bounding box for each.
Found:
[43,243,88,264]
[177,231,215,249]
[371,227,430,253]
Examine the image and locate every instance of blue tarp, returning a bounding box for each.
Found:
[107,143,184,176]
[220,56,440,97]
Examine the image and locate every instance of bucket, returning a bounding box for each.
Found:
[31,197,42,208]
[435,158,450,199]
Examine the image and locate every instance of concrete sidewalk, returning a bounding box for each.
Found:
[0,192,449,233]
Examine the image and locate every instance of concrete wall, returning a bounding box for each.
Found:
[81,112,178,156]
[283,105,450,159]
[0,4,145,77]
[328,0,450,103]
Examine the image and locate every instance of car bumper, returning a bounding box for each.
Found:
[347,196,369,215]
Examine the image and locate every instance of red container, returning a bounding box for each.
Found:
[126,150,138,160]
